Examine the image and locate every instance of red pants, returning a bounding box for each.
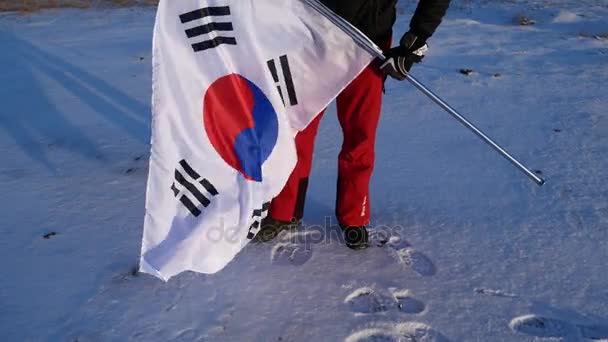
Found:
[269,62,385,226]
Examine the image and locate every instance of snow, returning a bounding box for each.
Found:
[553,10,582,24]
[1,1,607,341]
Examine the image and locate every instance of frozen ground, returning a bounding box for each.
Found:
[1,1,607,341]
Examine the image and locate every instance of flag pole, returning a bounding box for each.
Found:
[303,0,545,186]
[402,76,545,186]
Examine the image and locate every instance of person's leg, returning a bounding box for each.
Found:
[255,112,324,242]
[335,63,385,228]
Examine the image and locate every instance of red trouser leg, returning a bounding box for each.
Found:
[268,113,324,222]
[268,63,384,225]
[335,63,384,226]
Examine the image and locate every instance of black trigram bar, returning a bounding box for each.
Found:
[179,195,202,217]
[179,160,219,196]
[171,182,180,196]
[175,170,211,208]
[246,219,263,240]
[247,202,271,239]
[252,208,264,218]
[179,6,231,24]
[172,181,202,217]
[192,37,237,52]
[266,59,284,104]
[172,160,219,217]
[185,22,233,38]
[252,202,271,218]
[267,55,298,106]
[179,159,200,179]
[247,220,261,240]
[280,55,298,106]
[179,6,237,53]
[200,178,219,196]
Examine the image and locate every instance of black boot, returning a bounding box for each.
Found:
[342,225,370,250]
[253,218,298,242]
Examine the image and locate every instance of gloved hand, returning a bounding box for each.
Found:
[380,32,428,81]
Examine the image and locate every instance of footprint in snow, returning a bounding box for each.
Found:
[346,322,448,342]
[510,314,608,340]
[346,328,394,342]
[393,247,437,277]
[391,289,426,314]
[579,324,608,340]
[373,231,436,277]
[384,234,412,250]
[345,287,392,314]
[510,315,573,338]
[270,231,313,266]
[345,287,426,315]
[270,242,312,266]
[369,229,396,247]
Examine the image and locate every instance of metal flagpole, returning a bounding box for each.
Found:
[303,0,545,186]
[402,76,545,186]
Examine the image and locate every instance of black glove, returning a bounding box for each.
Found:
[380,32,428,81]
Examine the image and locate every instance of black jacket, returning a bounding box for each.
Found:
[320,0,451,44]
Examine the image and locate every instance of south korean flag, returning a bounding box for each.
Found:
[141,0,376,280]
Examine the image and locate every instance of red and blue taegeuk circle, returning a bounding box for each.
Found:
[203,74,278,182]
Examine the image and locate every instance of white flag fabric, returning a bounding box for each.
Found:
[140,0,375,281]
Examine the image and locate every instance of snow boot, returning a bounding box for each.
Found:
[254,217,299,242]
[342,225,370,250]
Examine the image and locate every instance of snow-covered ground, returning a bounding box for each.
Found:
[1,1,607,341]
